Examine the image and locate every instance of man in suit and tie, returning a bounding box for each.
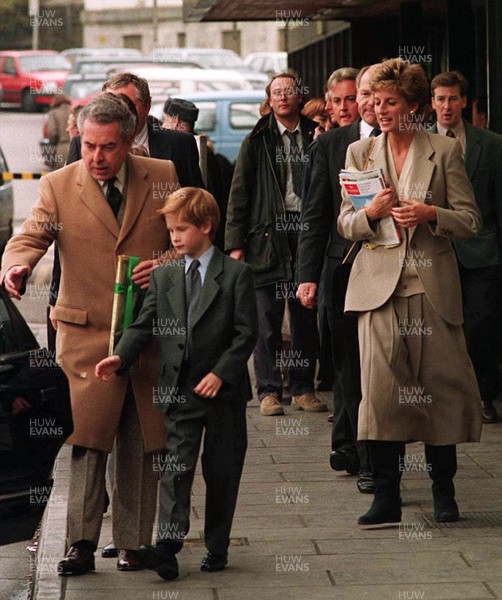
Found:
[296,65,381,493]
[1,94,179,574]
[431,71,502,424]
[66,73,204,188]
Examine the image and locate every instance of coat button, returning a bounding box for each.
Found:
[178,343,184,349]
[410,242,416,249]
[173,366,179,372]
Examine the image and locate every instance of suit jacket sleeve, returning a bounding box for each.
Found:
[297,138,334,283]
[1,176,59,280]
[428,141,481,238]
[337,143,380,242]
[113,271,158,370]
[225,136,254,251]
[210,263,258,387]
[66,136,81,165]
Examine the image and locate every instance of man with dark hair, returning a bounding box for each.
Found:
[66,73,204,189]
[2,94,180,574]
[226,73,327,416]
[296,65,381,494]
[431,70,502,424]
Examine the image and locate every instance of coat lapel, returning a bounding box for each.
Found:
[406,132,436,240]
[77,162,120,238]
[165,261,187,331]
[189,249,223,330]
[117,155,150,248]
[463,121,481,180]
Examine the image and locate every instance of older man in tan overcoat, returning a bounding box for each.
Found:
[1,94,179,574]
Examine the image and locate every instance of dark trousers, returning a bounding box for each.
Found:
[325,258,369,470]
[316,263,334,386]
[157,384,247,556]
[253,283,319,400]
[459,264,502,403]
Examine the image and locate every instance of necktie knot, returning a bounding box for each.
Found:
[370,128,382,137]
[446,129,456,138]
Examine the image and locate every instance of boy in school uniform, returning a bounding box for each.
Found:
[95,187,258,580]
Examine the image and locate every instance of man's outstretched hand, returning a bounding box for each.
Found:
[2,266,30,300]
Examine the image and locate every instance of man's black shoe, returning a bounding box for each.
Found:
[138,544,179,581]
[482,400,498,424]
[101,542,118,558]
[200,551,228,572]
[358,502,401,527]
[330,450,360,475]
[433,498,459,523]
[57,541,96,575]
[356,471,375,494]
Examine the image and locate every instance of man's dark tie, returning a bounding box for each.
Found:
[284,130,304,198]
[106,176,122,217]
[370,128,382,137]
[185,259,201,352]
[446,129,456,138]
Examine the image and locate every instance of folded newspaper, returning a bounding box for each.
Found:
[339,167,401,247]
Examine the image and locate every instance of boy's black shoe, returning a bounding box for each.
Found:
[200,551,228,572]
[138,544,179,580]
[101,542,118,558]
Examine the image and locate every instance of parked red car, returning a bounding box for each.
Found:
[0,50,71,112]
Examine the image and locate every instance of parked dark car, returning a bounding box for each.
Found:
[0,286,72,543]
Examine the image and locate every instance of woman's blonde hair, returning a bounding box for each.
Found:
[370,58,429,114]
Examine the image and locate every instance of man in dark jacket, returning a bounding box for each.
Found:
[225,73,327,416]
[66,73,204,189]
[431,71,502,424]
[296,65,380,494]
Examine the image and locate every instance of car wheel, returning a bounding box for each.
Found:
[21,89,36,112]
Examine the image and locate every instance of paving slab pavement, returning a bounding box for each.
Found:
[29,388,502,600]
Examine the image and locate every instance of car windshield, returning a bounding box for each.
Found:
[19,55,71,72]
[190,53,244,69]
[64,79,105,99]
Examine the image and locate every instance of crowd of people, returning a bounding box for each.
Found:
[1,56,501,581]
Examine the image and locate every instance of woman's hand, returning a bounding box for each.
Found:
[391,198,437,228]
[365,187,396,221]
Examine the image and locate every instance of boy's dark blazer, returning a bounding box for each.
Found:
[114,247,258,407]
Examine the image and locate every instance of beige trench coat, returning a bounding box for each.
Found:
[1,155,179,452]
[337,131,482,444]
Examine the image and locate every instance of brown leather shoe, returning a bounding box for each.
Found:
[57,542,96,575]
[117,549,143,571]
[292,392,327,412]
[260,394,285,416]
[482,401,498,424]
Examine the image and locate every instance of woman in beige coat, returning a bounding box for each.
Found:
[338,58,482,527]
